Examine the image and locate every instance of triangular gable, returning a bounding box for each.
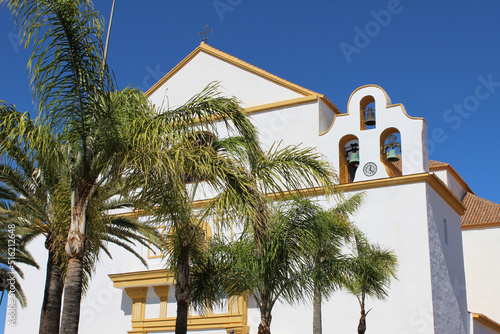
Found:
[146,42,340,114]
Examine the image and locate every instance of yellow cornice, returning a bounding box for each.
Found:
[144,42,341,114]
[425,173,466,215]
[429,164,473,195]
[244,95,319,115]
[472,313,500,332]
[338,173,465,215]
[319,84,427,136]
[128,314,249,334]
[111,174,465,227]
[111,268,250,334]
[109,269,174,288]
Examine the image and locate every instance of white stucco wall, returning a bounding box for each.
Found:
[463,227,500,323]
[318,99,336,135]
[2,56,477,334]
[432,169,467,200]
[246,182,439,334]
[426,185,469,333]
[470,315,500,334]
[148,51,304,110]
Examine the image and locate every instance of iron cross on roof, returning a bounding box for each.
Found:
[198,25,213,42]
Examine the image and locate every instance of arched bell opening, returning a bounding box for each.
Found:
[380,128,402,177]
[360,95,376,130]
[339,134,360,184]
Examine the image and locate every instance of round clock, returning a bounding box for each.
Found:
[363,162,377,177]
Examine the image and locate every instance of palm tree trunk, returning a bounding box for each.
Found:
[60,257,84,334]
[312,284,322,334]
[257,314,272,334]
[175,235,191,334]
[60,200,87,334]
[258,297,272,334]
[357,297,366,334]
[39,246,64,334]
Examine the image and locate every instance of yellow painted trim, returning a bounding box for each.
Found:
[144,42,341,114]
[146,42,315,98]
[338,173,465,215]
[430,164,473,195]
[125,287,148,321]
[462,221,500,230]
[153,285,170,318]
[319,84,427,136]
[110,269,174,287]
[472,313,500,332]
[244,95,319,115]
[111,175,466,225]
[128,313,248,333]
[113,270,249,334]
[425,173,466,215]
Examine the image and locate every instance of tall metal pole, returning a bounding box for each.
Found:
[102,0,116,70]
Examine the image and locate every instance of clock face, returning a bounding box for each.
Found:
[363,162,377,177]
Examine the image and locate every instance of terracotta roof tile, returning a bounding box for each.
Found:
[462,192,500,228]
[429,160,450,169]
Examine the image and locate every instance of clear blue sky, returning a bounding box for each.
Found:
[0,0,500,329]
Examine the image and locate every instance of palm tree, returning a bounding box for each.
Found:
[2,1,124,331]
[1,1,169,331]
[343,233,398,334]
[281,195,363,334]
[132,87,262,334]
[2,3,337,334]
[0,104,162,334]
[184,132,339,334]
[191,201,312,334]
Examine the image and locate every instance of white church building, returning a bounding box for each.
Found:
[5,42,500,334]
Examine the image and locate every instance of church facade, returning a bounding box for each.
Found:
[6,43,500,334]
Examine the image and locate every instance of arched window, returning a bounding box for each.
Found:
[185,131,217,183]
[380,128,402,177]
[360,95,376,130]
[339,135,360,184]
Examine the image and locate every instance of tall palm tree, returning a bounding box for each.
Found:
[0,104,161,334]
[2,1,126,332]
[132,87,262,334]
[281,195,363,334]
[134,83,339,334]
[343,233,398,334]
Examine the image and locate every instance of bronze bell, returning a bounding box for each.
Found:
[349,152,360,165]
[364,108,376,126]
[386,148,399,162]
